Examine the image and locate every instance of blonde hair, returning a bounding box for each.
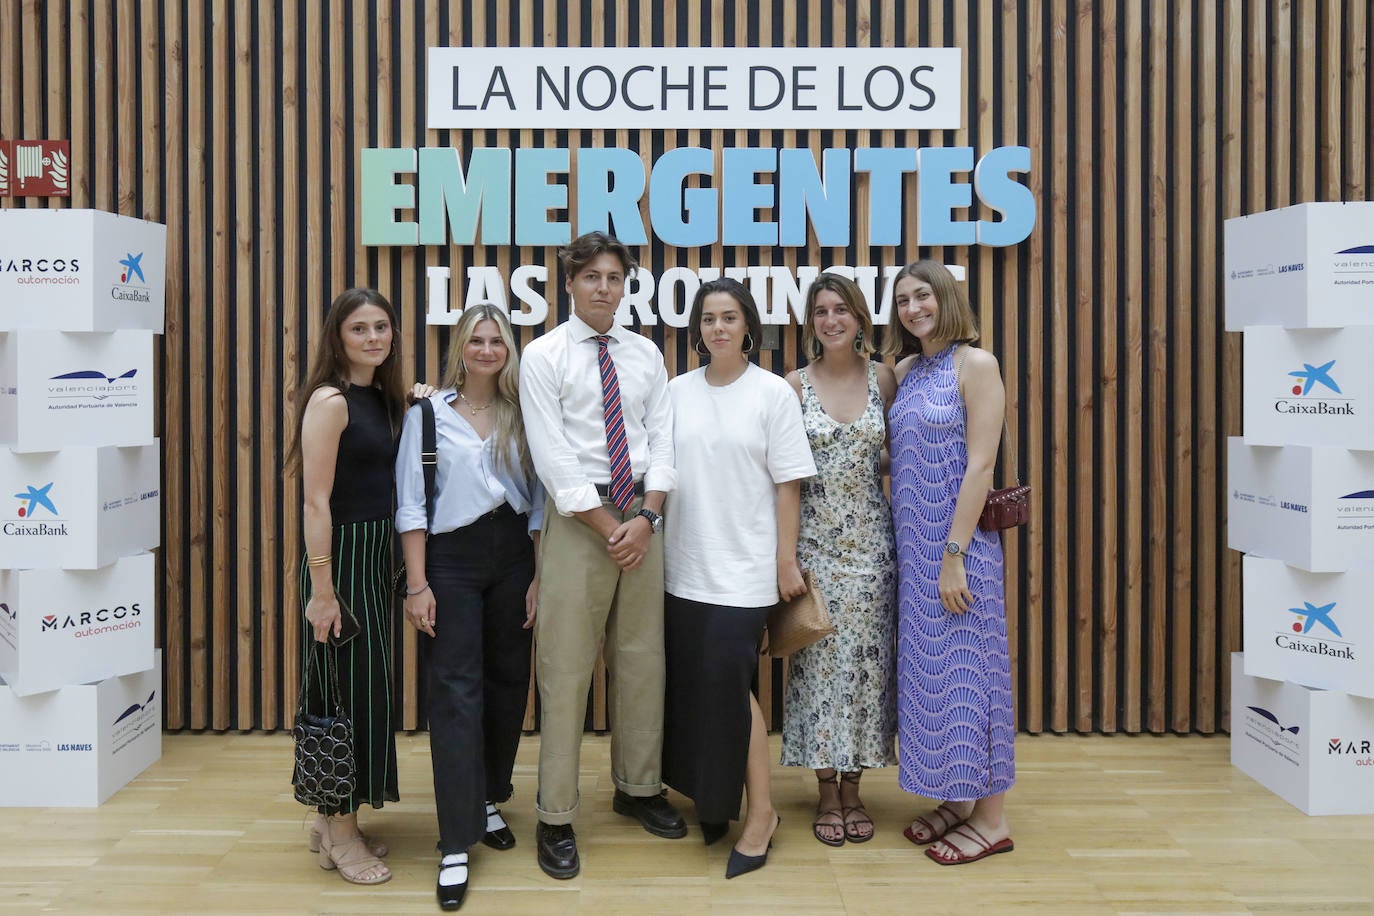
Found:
[801,272,876,361]
[441,304,530,477]
[883,260,980,359]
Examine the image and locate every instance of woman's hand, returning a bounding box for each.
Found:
[404,585,437,637]
[939,557,973,614]
[524,575,539,629]
[407,382,438,403]
[777,556,807,601]
[305,592,341,643]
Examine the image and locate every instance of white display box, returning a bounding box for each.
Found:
[1230,652,1374,816]
[0,553,155,697]
[0,651,160,807]
[1242,325,1374,449]
[1242,556,1374,699]
[0,209,166,332]
[0,331,155,451]
[1224,202,1374,330]
[0,444,160,570]
[1227,438,1374,572]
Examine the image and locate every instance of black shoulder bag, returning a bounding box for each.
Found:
[392,397,438,596]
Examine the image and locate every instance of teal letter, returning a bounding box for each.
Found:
[915,146,975,246]
[974,146,1036,246]
[854,147,918,246]
[576,147,648,244]
[778,148,850,247]
[514,148,571,246]
[648,147,716,247]
[360,148,418,245]
[418,147,512,245]
[721,147,778,247]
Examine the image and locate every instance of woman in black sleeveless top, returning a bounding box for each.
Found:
[285,288,407,886]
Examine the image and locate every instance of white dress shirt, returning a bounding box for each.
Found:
[394,390,545,536]
[519,312,677,516]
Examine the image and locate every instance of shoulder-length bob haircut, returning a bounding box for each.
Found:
[687,277,764,358]
[882,259,980,359]
[801,272,876,360]
[440,303,530,476]
[557,230,639,282]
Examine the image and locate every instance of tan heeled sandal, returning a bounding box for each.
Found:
[318,831,392,885]
[308,814,387,858]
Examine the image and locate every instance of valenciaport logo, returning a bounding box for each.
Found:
[1327,737,1374,766]
[39,601,143,634]
[0,601,13,621]
[1273,359,1354,416]
[1241,704,1303,766]
[4,481,68,537]
[1333,245,1374,288]
[1335,489,1374,533]
[112,251,150,303]
[1274,599,1355,662]
[46,368,138,407]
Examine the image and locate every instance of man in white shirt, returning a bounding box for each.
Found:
[519,231,685,879]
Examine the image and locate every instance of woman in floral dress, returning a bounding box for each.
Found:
[781,273,898,847]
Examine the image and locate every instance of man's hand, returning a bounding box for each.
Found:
[608,515,652,571]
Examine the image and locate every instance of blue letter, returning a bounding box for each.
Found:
[915,146,975,246]
[648,147,717,247]
[514,148,571,246]
[854,147,918,246]
[576,147,648,244]
[360,148,417,245]
[778,148,850,247]
[418,147,511,245]
[974,146,1036,246]
[721,147,778,246]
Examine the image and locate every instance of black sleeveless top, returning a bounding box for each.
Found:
[329,385,397,524]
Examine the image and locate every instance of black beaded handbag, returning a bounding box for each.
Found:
[291,644,356,808]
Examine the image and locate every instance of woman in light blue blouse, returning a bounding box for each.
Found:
[396,304,544,910]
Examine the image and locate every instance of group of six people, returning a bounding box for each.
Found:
[287,232,1016,910]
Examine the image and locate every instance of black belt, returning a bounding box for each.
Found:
[595,480,645,498]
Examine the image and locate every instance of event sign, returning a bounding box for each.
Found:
[0,651,161,806]
[0,444,160,570]
[1224,202,1374,330]
[1230,652,1374,816]
[1242,556,1374,699]
[1241,326,1374,449]
[0,331,155,452]
[0,209,166,331]
[1226,438,1374,573]
[0,553,154,697]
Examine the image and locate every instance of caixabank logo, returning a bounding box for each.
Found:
[4,481,68,537]
[39,601,143,637]
[1240,705,1302,767]
[1274,359,1355,416]
[45,368,138,409]
[1274,600,1355,662]
[112,251,151,303]
[1327,737,1374,767]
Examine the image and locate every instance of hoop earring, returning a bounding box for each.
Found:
[694,340,709,357]
[854,330,865,354]
[742,333,754,355]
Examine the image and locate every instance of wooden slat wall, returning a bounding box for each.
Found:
[2,1,1370,735]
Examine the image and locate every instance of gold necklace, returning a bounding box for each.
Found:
[457,389,493,412]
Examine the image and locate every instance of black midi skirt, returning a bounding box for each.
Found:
[661,592,768,824]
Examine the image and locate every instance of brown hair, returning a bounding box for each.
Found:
[440,304,530,476]
[284,287,407,476]
[687,277,764,358]
[801,272,876,361]
[883,260,980,359]
[557,230,639,281]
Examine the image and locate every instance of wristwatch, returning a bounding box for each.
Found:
[636,507,663,534]
[945,540,966,559]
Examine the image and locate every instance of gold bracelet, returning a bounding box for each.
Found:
[306,554,332,567]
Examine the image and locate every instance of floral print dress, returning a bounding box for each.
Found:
[780,361,898,770]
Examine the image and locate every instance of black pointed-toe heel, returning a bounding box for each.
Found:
[724,815,780,879]
[701,820,729,846]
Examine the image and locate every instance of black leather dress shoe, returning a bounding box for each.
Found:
[437,852,468,909]
[535,822,579,879]
[481,803,516,851]
[612,789,688,839]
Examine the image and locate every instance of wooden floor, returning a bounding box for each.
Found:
[3,732,1373,914]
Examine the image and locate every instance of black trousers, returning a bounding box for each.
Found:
[424,504,535,854]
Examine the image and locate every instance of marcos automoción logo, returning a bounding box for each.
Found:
[1327,737,1374,766]
[1275,600,1355,662]
[1274,359,1354,416]
[39,601,143,635]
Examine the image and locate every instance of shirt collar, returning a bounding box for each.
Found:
[567,311,625,344]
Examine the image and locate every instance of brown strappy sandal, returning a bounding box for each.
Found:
[812,772,845,847]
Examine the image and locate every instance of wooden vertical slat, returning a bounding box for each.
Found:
[1294,0,1316,202]
[1271,0,1292,207]
[0,1,17,143]
[257,0,280,731]
[1121,0,1144,734]
[1345,0,1367,200]
[1047,0,1070,735]
[90,0,112,211]
[233,0,256,729]
[209,0,232,731]
[116,1,135,212]
[46,1,70,199]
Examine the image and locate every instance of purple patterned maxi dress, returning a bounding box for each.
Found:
[888,344,1015,801]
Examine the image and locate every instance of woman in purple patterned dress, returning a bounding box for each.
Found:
[886,260,1016,866]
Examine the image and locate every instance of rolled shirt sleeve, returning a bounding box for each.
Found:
[519,339,603,516]
[639,353,678,495]
[394,402,428,534]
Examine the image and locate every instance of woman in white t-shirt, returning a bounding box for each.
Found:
[662,278,817,880]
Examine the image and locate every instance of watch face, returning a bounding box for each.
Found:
[946,541,960,556]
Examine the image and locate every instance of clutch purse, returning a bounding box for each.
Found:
[765,571,835,657]
[291,645,356,808]
[979,484,1031,531]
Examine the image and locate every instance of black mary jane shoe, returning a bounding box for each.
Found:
[437,852,469,910]
[701,820,729,847]
[535,822,580,880]
[725,815,780,880]
[612,789,689,839]
[481,802,516,851]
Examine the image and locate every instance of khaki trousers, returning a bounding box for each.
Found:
[534,495,665,824]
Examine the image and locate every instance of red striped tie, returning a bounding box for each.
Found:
[595,335,636,512]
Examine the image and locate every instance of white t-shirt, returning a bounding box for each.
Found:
[664,364,817,608]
